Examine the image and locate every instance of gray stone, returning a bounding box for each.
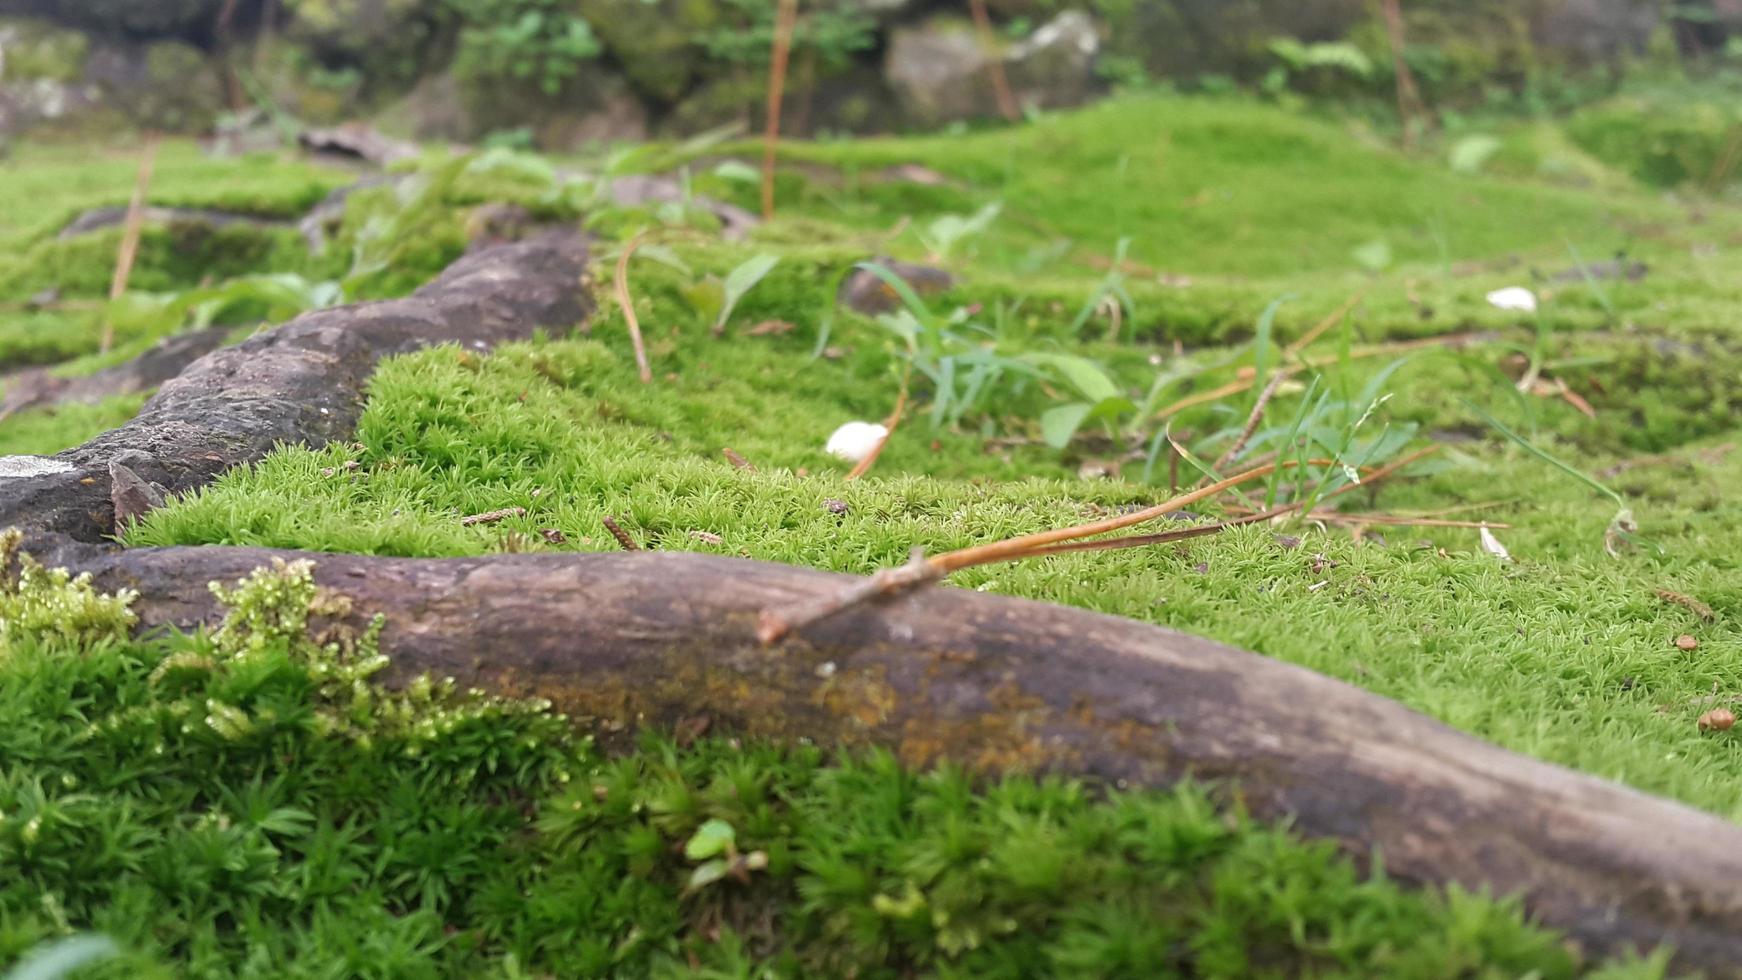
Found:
[885,11,1102,127]
[1536,0,1660,61]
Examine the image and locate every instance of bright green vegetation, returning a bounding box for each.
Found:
[0,395,147,457]
[0,548,1645,977]
[6,92,1742,975]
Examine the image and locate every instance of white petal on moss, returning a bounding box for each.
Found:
[1479,525,1513,562]
[1485,286,1538,313]
[825,421,889,463]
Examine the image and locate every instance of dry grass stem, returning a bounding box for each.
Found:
[1657,589,1718,622]
[1212,368,1290,473]
[460,506,526,526]
[1284,289,1367,358]
[846,367,910,481]
[103,134,162,354]
[761,0,800,220]
[602,515,641,551]
[613,232,654,383]
[967,0,1020,122]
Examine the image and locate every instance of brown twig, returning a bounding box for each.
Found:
[102,134,162,354]
[1284,289,1367,358]
[460,506,526,527]
[1151,331,1491,425]
[1378,0,1430,145]
[1211,369,1289,473]
[602,515,641,551]
[758,447,1442,643]
[967,0,1020,122]
[1553,378,1597,419]
[761,0,800,221]
[1657,589,1718,623]
[612,232,653,384]
[845,367,910,481]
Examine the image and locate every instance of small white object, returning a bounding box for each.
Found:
[1478,525,1513,562]
[825,420,888,463]
[0,455,75,478]
[1485,286,1538,313]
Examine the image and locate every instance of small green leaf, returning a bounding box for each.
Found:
[1025,354,1121,404]
[681,277,725,324]
[1351,239,1392,272]
[685,858,731,892]
[712,160,760,184]
[715,254,780,333]
[1041,402,1094,449]
[1449,134,1502,175]
[684,818,736,860]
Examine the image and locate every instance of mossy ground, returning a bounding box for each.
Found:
[4,94,1741,976]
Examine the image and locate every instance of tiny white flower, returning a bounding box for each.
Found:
[825,420,888,463]
[1485,286,1538,313]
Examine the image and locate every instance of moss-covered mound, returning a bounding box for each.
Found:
[3,94,1740,975]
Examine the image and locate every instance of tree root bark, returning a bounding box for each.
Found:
[14,535,1742,971]
[0,232,591,541]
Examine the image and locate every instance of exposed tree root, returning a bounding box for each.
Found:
[13,533,1742,971]
[0,233,592,541]
[4,230,1740,972]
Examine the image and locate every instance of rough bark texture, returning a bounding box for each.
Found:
[0,325,231,420]
[14,536,1742,972]
[0,233,591,541]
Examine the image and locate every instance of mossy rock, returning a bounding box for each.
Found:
[281,0,441,89]
[76,39,223,132]
[575,0,718,103]
[0,0,224,37]
[1566,96,1742,189]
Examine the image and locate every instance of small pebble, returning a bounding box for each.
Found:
[1674,634,1699,651]
[1698,708,1735,733]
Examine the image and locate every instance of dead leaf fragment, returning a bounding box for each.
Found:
[1674,634,1699,651]
[539,528,567,544]
[1698,708,1735,733]
[109,461,167,529]
[1657,589,1717,622]
[461,506,526,526]
[745,319,795,336]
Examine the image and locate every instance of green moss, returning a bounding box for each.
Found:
[0,581,1636,977]
[576,0,717,102]
[0,394,146,456]
[6,91,1742,975]
[1566,92,1742,189]
[0,18,90,83]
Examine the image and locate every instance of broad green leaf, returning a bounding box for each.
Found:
[715,254,780,332]
[684,818,736,860]
[712,160,761,184]
[1041,402,1094,449]
[1449,134,1502,174]
[686,858,731,892]
[681,277,725,324]
[1024,354,1121,404]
